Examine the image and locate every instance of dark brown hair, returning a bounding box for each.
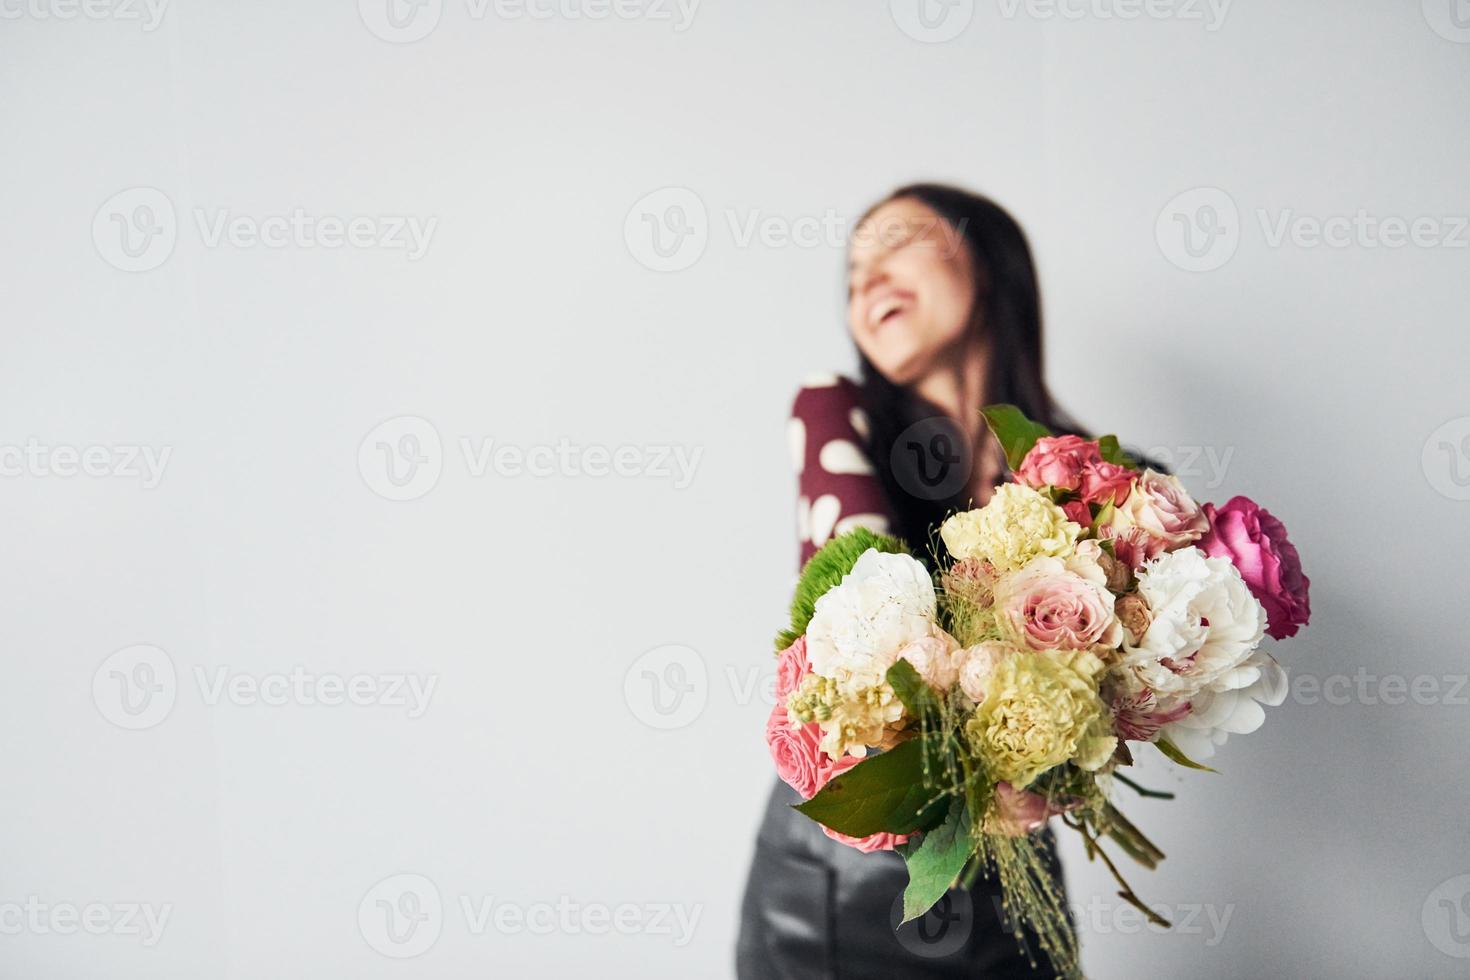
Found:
[854,183,1083,549]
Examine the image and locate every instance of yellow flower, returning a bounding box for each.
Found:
[941,484,1081,572]
[964,649,1115,789]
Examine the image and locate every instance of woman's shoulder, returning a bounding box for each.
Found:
[789,373,865,423]
[786,372,878,483]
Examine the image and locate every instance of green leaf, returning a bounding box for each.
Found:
[1155,736,1218,773]
[793,737,950,836]
[1090,498,1115,535]
[900,800,974,923]
[886,660,941,727]
[1097,434,1140,470]
[980,404,1052,471]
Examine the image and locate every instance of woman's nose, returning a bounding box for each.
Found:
[852,262,889,297]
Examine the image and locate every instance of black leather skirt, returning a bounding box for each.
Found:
[735,778,1068,979]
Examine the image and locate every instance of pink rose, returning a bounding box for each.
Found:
[986,782,1083,837]
[1016,435,1100,492]
[996,559,1122,651]
[821,826,910,853]
[1199,497,1311,640]
[1079,460,1134,506]
[1101,469,1208,568]
[897,630,962,691]
[1061,499,1093,527]
[775,636,810,702]
[766,705,826,800]
[815,752,912,853]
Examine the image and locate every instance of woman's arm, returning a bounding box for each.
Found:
[788,375,896,567]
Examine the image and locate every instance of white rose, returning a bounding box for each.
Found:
[1119,547,1265,701]
[805,549,938,689]
[956,640,1016,703]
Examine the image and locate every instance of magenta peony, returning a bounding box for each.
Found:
[1199,497,1311,640]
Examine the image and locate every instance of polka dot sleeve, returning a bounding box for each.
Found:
[787,374,896,567]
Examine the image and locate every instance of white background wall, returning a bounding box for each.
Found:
[3,1,1468,976]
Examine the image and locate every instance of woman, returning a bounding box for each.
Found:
[736,184,1084,978]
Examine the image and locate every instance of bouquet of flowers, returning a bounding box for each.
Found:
[765,405,1311,977]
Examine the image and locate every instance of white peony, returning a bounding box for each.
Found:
[1160,651,1288,759]
[805,549,938,690]
[1119,547,1265,702]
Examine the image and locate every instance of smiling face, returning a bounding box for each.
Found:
[846,197,979,386]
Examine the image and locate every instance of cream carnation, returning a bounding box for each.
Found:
[940,483,1082,572]
[1120,547,1266,702]
[963,648,1115,789]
